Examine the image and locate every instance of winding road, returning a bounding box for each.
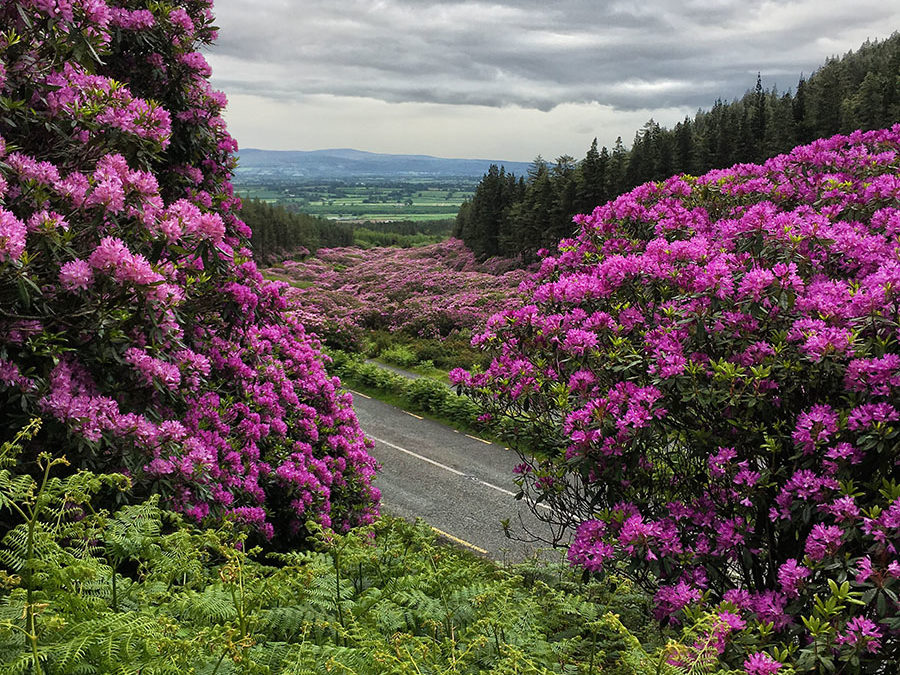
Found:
[350,388,566,563]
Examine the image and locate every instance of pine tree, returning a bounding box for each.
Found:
[575,138,608,214]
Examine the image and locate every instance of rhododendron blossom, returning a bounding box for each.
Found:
[456,126,900,669]
[0,0,378,543]
[273,239,529,350]
[744,652,782,675]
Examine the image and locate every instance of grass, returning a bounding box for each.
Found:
[261,271,315,288]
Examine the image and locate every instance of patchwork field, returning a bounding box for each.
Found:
[233,178,475,221]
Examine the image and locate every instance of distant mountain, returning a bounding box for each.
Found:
[235,148,533,180]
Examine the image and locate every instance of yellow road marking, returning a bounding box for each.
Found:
[349,389,371,399]
[466,434,492,445]
[430,526,488,554]
[404,410,423,420]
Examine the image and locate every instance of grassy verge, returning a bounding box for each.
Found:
[361,330,489,373]
[328,350,501,441]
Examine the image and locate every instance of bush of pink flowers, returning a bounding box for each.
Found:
[0,0,378,542]
[454,126,900,672]
[273,239,529,350]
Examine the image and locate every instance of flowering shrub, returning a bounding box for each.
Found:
[0,0,378,541]
[454,126,900,672]
[271,239,528,349]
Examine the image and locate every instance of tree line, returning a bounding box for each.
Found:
[244,198,457,260]
[454,33,900,261]
[243,198,354,261]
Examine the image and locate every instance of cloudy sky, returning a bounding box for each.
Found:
[207,1,899,162]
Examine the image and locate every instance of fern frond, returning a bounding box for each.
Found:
[259,606,316,641]
[0,472,37,513]
[0,523,64,572]
[268,641,375,675]
[175,587,237,624]
[54,611,162,674]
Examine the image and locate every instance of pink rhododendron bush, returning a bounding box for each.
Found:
[0,0,378,541]
[272,239,528,349]
[454,126,900,672]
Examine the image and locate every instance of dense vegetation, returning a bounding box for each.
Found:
[455,33,900,261]
[244,197,455,261]
[352,219,455,249]
[0,3,687,673]
[1,422,675,674]
[243,198,353,261]
[0,0,378,548]
[455,126,900,672]
[4,1,899,674]
[270,239,527,356]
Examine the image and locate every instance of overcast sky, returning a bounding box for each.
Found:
[207,1,899,162]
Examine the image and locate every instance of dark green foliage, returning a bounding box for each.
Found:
[452,164,523,259]
[574,139,611,215]
[360,330,488,373]
[328,350,483,428]
[243,198,353,262]
[456,32,900,261]
[352,219,455,238]
[352,219,454,249]
[0,423,683,673]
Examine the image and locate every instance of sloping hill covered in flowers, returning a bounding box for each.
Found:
[455,125,900,671]
[270,239,528,353]
[0,0,377,542]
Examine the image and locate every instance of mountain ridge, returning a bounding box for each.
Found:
[235,147,533,179]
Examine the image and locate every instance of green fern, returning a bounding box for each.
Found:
[1,420,701,674]
[175,586,238,624]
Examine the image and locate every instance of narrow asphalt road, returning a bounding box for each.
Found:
[350,389,567,563]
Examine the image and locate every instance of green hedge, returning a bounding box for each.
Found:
[329,351,483,429]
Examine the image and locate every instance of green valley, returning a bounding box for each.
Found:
[233,178,474,222]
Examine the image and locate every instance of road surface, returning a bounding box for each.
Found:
[350,389,566,563]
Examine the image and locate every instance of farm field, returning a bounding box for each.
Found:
[232,177,476,221]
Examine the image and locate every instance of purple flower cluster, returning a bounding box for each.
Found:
[270,239,529,348]
[743,652,782,675]
[456,126,900,668]
[0,0,378,541]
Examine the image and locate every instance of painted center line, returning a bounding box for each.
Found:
[368,434,552,512]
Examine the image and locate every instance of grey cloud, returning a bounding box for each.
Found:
[208,0,900,112]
